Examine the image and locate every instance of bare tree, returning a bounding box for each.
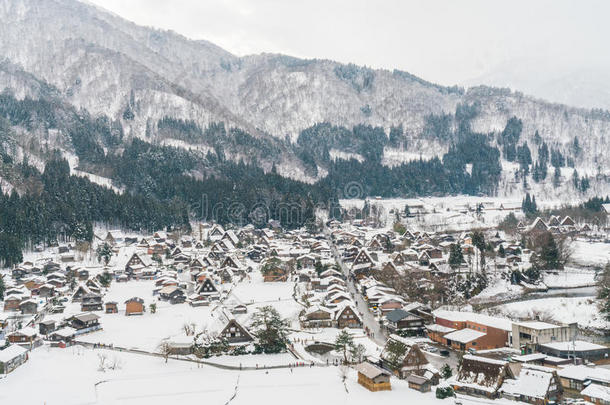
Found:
[97,353,108,371]
[183,322,196,336]
[157,341,173,363]
[108,356,123,370]
[349,343,366,363]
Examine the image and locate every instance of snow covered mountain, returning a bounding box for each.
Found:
[0,0,609,196]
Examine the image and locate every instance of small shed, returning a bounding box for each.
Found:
[105,301,118,314]
[0,345,28,374]
[355,362,392,392]
[407,374,432,392]
[39,320,56,335]
[125,297,145,316]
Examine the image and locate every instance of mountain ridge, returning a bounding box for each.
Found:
[0,0,609,197]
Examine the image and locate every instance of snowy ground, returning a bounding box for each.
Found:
[489,296,608,330]
[0,347,449,405]
[73,277,304,353]
[76,280,215,352]
[542,268,598,288]
[570,240,610,267]
[340,196,523,231]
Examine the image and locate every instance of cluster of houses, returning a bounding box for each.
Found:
[326,219,610,402]
[328,222,528,296]
[1,215,609,405]
[0,221,351,373]
[448,353,610,404]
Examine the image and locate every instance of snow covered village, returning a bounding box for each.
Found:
[1,1,610,404]
[0,196,609,405]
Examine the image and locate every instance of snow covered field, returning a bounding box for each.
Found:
[340,196,523,231]
[490,296,608,330]
[72,277,303,353]
[76,280,215,352]
[542,268,598,288]
[570,240,610,267]
[0,347,446,405]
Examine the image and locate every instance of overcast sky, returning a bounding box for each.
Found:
[88,0,610,89]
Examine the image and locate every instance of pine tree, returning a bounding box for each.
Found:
[572,170,580,190]
[0,275,5,300]
[553,167,561,187]
[334,330,355,364]
[449,243,464,269]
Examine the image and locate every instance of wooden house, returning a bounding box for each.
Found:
[105,230,125,245]
[37,284,55,298]
[70,313,100,331]
[529,217,549,233]
[580,383,610,405]
[452,355,515,399]
[356,362,392,392]
[0,345,28,374]
[217,317,254,344]
[7,327,38,345]
[159,286,186,304]
[19,299,37,315]
[385,309,424,335]
[301,305,334,328]
[124,297,145,315]
[500,364,562,404]
[407,374,432,392]
[335,304,362,328]
[380,335,429,379]
[3,296,22,311]
[81,293,103,312]
[105,301,118,314]
[39,320,56,335]
[195,278,220,299]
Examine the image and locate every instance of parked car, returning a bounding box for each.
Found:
[440,350,450,357]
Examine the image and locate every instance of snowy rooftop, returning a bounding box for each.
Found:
[557,365,610,383]
[0,345,28,362]
[433,310,513,331]
[581,383,610,401]
[442,328,486,344]
[501,364,555,399]
[515,321,561,330]
[539,340,607,352]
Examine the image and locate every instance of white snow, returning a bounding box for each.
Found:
[491,296,609,330]
[0,346,449,405]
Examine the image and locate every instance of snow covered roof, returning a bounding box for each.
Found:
[539,340,607,352]
[443,328,486,344]
[433,310,513,331]
[9,327,37,337]
[425,324,456,334]
[355,362,390,379]
[51,327,77,338]
[581,383,610,402]
[515,321,561,330]
[304,305,334,316]
[512,353,547,363]
[501,364,556,400]
[0,344,28,362]
[454,355,512,393]
[558,365,610,384]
